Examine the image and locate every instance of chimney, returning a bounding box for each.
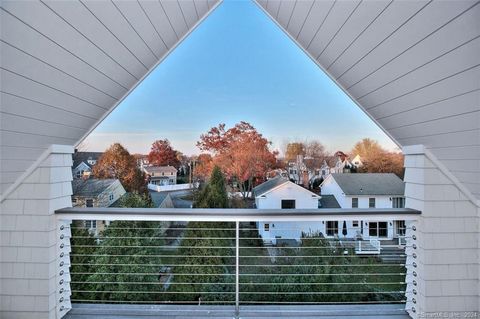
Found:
[302,171,309,188]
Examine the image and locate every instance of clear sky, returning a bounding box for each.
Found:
[82,0,399,156]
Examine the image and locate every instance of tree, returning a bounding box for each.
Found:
[284,142,305,162]
[351,138,404,178]
[360,151,405,178]
[93,143,146,193]
[118,192,153,208]
[148,139,180,168]
[351,138,384,159]
[194,154,214,182]
[305,140,328,169]
[195,166,229,208]
[197,122,277,198]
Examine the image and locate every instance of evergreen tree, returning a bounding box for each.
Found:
[195,166,229,208]
[169,167,234,303]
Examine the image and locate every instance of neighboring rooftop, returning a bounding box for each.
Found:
[72,152,103,169]
[319,195,341,209]
[72,178,118,197]
[253,177,289,197]
[328,173,405,196]
[143,166,178,175]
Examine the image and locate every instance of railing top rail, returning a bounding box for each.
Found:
[55,207,420,222]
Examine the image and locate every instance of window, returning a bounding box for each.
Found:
[352,221,359,227]
[369,198,376,208]
[396,220,406,236]
[392,197,405,208]
[326,221,338,236]
[109,193,114,201]
[86,199,94,207]
[76,171,81,178]
[264,223,270,231]
[72,198,77,205]
[352,198,358,208]
[85,220,97,229]
[281,200,296,209]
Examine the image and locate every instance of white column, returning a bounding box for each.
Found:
[403,145,479,318]
[0,145,74,319]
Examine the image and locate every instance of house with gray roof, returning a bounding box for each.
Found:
[320,173,406,241]
[72,178,126,234]
[72,151,103,179]
[253,177,324,245]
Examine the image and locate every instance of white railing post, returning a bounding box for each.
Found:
[405,220,418,319]
[235,220,240,318]
[57,219,72,318]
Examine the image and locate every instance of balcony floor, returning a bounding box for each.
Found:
[65,303,411,318]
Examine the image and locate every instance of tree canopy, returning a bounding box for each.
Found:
[93,143,146,193]
[284,142,305,162]
[351,138,404,178]
[148,139,181,168]
[196,122,277,197]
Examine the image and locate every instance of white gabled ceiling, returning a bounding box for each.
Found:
[0,0,479,201]
[257,0,480,199]
[0,0,220,198]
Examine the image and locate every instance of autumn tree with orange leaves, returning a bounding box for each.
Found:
[351,138,404,178]
[148,139,180,168]
[93,143,147,193]
[197,122,277,198]
[194,153,214,182]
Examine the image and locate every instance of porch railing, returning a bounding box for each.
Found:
[55,208,420,318]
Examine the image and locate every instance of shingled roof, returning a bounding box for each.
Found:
[72,178,118,197]
[253,177,290,197]
[329,173,405,196]
[72,151,103,169]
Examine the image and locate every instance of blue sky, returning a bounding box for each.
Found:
[83,0,398,156]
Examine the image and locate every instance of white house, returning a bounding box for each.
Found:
[71,151,103,179]
[143,165,178,186]
[254,177,324,245]
[321,173,406,241]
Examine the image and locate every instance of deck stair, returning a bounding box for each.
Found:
[380,245,407,264]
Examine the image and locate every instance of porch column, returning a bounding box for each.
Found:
[0,145,74,319]
[403,145,479,318]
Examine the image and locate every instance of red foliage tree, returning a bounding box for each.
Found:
[148,139,180,168]
[194,153,214,182]
[197,121,278,197]
[93,143,146,193]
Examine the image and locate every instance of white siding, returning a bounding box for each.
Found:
[403,146,480,316]
[256,182,319,209]
[0,146,74,318]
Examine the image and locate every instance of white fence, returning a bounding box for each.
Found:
[148,182,199,192]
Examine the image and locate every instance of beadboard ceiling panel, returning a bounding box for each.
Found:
[257,0,480,199]
[0,0,220,199]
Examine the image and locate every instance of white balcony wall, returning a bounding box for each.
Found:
[403,145,479,317]
[0,145,74,319]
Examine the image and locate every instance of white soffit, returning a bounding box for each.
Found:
[0,0,220,198]
[257,0,480,199]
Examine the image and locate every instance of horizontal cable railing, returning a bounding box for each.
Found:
[55,208,420,318]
